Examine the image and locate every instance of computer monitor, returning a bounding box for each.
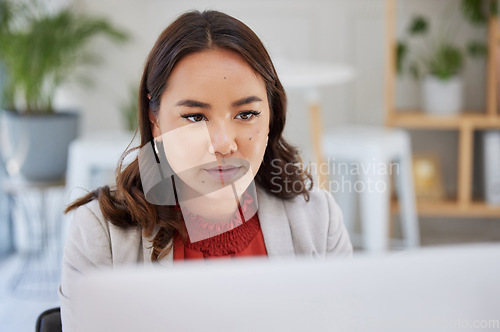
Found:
[74,244,500,332]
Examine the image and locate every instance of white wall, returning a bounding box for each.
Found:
[56,0,389,165]
[56,0,488,201]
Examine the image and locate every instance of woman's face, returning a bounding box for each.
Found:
[151,48,270,202]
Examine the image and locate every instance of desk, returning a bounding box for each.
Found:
[66,131,137,202]
[3,179,65,299]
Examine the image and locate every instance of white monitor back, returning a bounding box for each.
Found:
[75,244,500,332]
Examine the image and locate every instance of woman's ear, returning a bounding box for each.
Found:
[149,111,161,138]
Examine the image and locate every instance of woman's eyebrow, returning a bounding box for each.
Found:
[232,96,262,107]
[175,96,262,109]
[175,99,211,109]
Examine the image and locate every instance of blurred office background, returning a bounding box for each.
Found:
[1,0,500,330]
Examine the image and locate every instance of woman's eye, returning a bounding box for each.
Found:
[236,111,261,120]
[181,114,206,122]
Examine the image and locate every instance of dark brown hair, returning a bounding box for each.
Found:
[66,10,313,260]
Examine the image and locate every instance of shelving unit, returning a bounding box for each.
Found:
[385,0,500,218]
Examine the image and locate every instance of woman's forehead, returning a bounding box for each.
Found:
[161,49,267,103]
[171,49,263,84]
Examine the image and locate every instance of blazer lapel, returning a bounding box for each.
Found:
[257,186,295,258]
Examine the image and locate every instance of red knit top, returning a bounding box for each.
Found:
[173,193,268,260]
[173,213,267,260]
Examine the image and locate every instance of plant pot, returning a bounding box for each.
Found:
[0,168,13,257]
[422,75,463,115]
[0,110,80,182]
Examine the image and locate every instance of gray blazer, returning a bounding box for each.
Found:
[59,186,352,331]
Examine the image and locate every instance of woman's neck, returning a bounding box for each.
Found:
[178,184,242,224]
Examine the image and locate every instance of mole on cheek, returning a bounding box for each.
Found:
[224,76,227,80]
[249,137,252,140]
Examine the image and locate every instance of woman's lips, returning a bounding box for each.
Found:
[204,166,243,182]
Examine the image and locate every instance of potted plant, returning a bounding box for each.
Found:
[0,0,128,182]
[421,41,464,115]
[397,0,495,115]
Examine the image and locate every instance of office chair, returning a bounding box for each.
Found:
[36,307,62,332]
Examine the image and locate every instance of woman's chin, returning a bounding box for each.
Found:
[203,185,238,202]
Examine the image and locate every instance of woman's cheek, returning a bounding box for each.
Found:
[244,130,268,171]
[162,123,215,174]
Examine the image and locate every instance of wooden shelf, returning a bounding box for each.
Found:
[386,0,500,219]
[391,199,500,218]
[387,111,500,130]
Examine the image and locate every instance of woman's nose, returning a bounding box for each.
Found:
[208,121,237,156]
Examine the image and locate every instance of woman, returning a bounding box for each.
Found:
[60,9,352,330]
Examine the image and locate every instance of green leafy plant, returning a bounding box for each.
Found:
[397,0,495,81]
[460,0,497,25]
[0,0,128,114]
[427,44,464,80]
